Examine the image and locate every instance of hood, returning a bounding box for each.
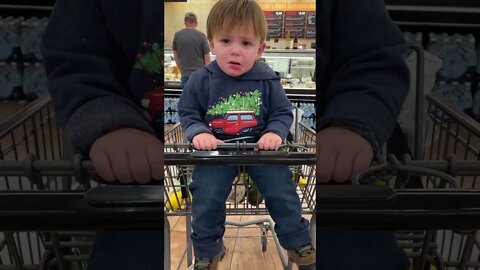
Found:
[205,60,280,81]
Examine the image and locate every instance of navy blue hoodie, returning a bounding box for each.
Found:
[318,0,410,151]
[41,0,163,155]
[178,60,293,142]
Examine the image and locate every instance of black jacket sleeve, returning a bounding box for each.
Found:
[41,0,155,155]
[318,0,410,149]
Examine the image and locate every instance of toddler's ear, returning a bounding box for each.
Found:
[256,42,266,60]
[208,39,215,50]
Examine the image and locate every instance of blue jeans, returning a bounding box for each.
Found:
[180,76,189,88]
[189,164,312,258]
[88,230,163,270]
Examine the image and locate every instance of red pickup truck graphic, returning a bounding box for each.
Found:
[209,111,257,135]
[141,86,164,126]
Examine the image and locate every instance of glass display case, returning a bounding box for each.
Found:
[164,48,316,93]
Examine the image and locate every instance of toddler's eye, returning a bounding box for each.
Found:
[242,41,251,46]
[220,39,230,44]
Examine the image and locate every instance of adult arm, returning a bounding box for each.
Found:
[204,53,211,65]
[173,50,180,67]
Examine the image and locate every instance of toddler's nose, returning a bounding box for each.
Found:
[230,44,241,55]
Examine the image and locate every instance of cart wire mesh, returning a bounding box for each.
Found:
[407,94,480,270]
[0,96,92,270]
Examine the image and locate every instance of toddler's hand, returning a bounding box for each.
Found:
[193,133,223,150]
[89,128,163,184]
[257,132,282,150]
[316,125,373,183]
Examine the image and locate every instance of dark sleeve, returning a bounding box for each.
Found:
[177,73,212,141]
[41,0,154,155]
[262,80,294,139]
[318,0,410,148]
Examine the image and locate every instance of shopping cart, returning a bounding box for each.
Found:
[0,96,167,270]
[163,121,316,270]
[313,43,480,270]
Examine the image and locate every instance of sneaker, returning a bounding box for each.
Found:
[287,243,316,270]
[192,256,219,270]
[193,248,224,270]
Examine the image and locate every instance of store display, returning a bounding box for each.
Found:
[402,29,480,124]
[0,62,22,100]
[433,81,473,112]
[20,17,48,61]
[165,48,316,89]
[22,62,47,100]
[0,16,51,102]
[427,33,477,81]
[0,17,21,61]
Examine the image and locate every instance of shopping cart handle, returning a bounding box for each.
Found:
[166,151,314,165]
[191,149,288,158]
[315,185,480,229]
[317,185,396,204]
[85,186,164,207]
[0,190,164,231]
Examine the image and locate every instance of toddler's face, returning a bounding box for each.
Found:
[209,23,265,77]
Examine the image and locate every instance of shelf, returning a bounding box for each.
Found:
[0,1,54,17]
[386,2,480,27]
[290,66,315,69]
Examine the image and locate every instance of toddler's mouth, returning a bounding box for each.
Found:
[229,61,241,66]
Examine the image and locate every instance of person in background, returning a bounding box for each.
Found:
[316,0,411,269]
[173,12,211,88]
[41,0,164,269]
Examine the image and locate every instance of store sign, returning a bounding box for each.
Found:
[265,11,284,38]
[264,10,314,39]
